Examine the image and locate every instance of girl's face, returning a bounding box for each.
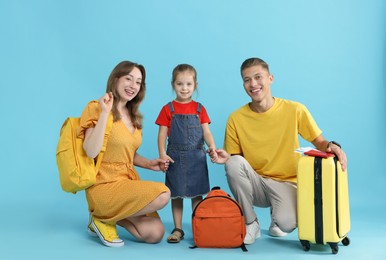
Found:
[116,67,142,102]
[173,71,196,103]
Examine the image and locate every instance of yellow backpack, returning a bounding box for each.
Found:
[56,106,113,194]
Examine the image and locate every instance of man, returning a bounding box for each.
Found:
[213,57,347,245]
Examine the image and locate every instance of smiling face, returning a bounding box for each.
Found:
[173,70,196,103]
[242,65,274,104]
[116,66,142,102]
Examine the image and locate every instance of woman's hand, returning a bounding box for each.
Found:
[99,92,114,113]
[159,155,174,172]
[148,158,173,172]
[134,153,173,172]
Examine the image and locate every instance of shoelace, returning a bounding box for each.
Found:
[105,223,118,240]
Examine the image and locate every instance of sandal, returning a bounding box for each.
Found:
[167,228,185,243]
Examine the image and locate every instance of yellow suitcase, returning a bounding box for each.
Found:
[297,156,350,254]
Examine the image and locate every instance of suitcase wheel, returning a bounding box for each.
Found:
[300,240,310,251]
[328,243,339,254]
[342,237,350,246]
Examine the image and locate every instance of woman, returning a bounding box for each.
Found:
[78,61,171,247]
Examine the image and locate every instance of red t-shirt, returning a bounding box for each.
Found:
[155,100,211,129]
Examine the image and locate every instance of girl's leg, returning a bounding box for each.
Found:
[191,196,202,210]
[166,198,184,242]
[171,198,183,229]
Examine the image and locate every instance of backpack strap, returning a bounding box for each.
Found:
[168,102,175,114]
[95,113,113,172]
[168,101,201,115]
[196,102,202,113]
[190,244,248,252]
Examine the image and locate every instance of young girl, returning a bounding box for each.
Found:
[80,61,170,247]
[155,64,217,243]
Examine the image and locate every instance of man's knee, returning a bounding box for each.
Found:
[225,155,245,179]
[276,215,297,233]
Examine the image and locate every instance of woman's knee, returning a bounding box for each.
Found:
[143,220,165,243]
[156,190,170,208]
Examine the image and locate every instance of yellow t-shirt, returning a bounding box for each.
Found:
[224,98,322,183]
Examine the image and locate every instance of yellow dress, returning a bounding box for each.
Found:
[78,101,168,224]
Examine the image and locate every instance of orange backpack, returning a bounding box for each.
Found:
[191,187,247,251]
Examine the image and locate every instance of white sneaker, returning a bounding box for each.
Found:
[269,222,288,237]
[244,220,261,245]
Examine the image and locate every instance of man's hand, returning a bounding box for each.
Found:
[213,149,230,164]
[326,143,347,171]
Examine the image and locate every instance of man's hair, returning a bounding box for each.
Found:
[240,58,270,76]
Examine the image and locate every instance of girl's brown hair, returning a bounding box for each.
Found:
[171,64,197,86]
[106,61,146,129]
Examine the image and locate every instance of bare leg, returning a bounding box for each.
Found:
[171,198,183,230]
[117,216,165,243]
[165,198,184,242]
[116,191,170,243]
[191,196,202,210]
[130,190,170,217]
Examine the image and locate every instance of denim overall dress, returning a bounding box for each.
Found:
[165,102,210,198]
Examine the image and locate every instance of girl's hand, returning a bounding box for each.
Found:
[99,92,114,113]
[149,158,173,172]
[207,147,218,163]
[160,155,174,172]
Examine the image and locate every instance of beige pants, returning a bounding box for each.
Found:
[225,155,297,233]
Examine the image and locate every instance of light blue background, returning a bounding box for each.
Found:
[0,0,385,259]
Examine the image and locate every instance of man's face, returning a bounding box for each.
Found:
[242,65,273,103]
